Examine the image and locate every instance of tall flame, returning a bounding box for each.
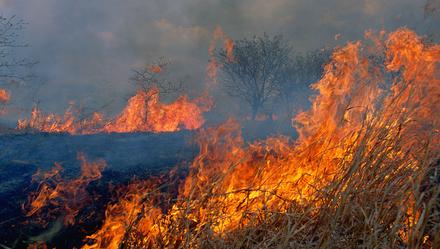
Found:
[103,88,207,133]
[206,26,234,93]
[82,28,439,248]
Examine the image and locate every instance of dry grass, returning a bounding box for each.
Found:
[111,117,439,249]
[80,28,440,249]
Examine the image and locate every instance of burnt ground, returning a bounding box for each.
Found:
[0,120,296,248]
[0,131,198,248]
[0,131,198,173]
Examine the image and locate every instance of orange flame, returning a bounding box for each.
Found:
[17,104,105,135]
[149,65,162,74]
[0,88,10,104]
[0,88,10,115]
[16,29,231,135]
[82,28,439,247]
[82,179,164,249]
[24,154,106,226]
[17,89,209,134]
[103,88,207,133]
[205,26,234,93]
[224,38,235,63]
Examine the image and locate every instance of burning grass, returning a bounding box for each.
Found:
[0,88,10,115]
[23,154,106,227]
[18,28,440,248]
[17,88,211,135]
[15,26,227,136]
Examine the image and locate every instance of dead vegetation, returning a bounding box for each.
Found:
[77,28,440,249]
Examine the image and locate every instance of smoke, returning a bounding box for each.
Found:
[0,0,438,122]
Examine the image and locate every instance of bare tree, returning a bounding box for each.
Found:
[424,0,440,17]
[0,15,34,85]
[217,34,292,119]
[423,0,440,44]
[277,49,331,116]
[131,57,183,98]
[0,15,35,114]
[124,57,185,125]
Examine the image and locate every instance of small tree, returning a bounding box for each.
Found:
[217,34,292,119]
[0,15,34,85]
[424,0,440,17]
[277,49,331,116]
[131,57,183,96]
[127,58,184,124]
[0,15,34,114]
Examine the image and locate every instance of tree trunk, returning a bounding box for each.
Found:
[251,103,260,120]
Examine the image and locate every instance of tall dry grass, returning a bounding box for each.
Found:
[83,28,439,249]
[111,109,439,249]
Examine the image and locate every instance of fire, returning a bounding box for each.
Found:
[17,103,105,134]
[82,179,165,249]
[0,88,9,115]
[79,28,439,248]
[16,26,232,135]
[224,38,235,63]
[23,154,106,226]
[0,88,9,103]
[149,65,162,74]
[103,88,207,133]
[17,28,439,248]
[17,89,209,134]
[206,26,234,92]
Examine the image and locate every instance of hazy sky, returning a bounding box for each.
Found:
[0,0,438,119]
